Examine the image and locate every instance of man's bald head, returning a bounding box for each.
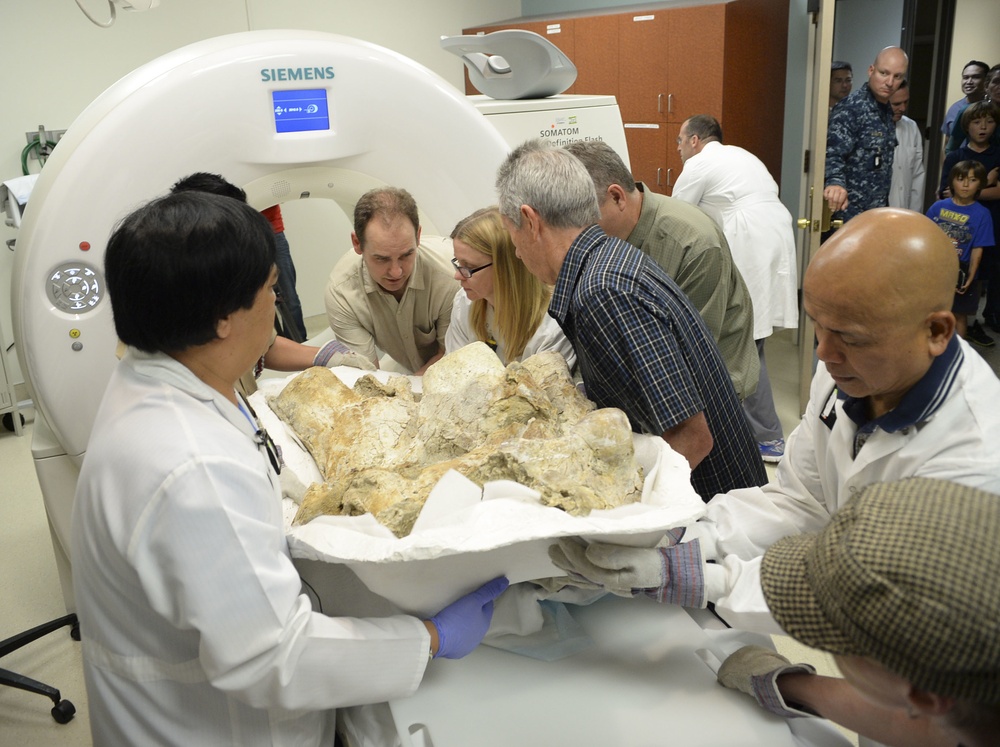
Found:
[804,208,957,418]
[868,47,909,103]
[807,208,956,317]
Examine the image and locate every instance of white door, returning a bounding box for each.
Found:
[795,0,837,414]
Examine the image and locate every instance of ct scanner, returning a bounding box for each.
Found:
[12,29,634,616]
[12,29,515,618]
[11,30,846,747]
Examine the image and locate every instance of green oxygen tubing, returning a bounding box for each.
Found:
[21,136,59,175]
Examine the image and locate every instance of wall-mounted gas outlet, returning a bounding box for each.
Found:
[24,128,67,161]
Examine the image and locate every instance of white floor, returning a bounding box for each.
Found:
[3,325,998,746]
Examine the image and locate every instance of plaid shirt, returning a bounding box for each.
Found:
[549,225,766,501]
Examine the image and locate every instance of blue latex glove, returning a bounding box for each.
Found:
[428,576,510,659]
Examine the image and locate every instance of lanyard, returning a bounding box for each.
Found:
[237,394,283,474]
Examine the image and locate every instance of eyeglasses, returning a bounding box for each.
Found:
[451,257,493,279]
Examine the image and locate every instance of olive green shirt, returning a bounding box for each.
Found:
[627,185,759,400]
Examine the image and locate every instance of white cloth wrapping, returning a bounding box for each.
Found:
[2,173,38,227]
[672,141,799,339]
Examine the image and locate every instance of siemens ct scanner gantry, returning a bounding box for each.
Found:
[13,29,627,610]
[11,31,842,747]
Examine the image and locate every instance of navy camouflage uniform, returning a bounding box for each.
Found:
[548,224,767,502]
[825,82,897,223]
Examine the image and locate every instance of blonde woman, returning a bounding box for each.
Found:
[445,206,576,369]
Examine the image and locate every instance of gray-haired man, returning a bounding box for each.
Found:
[496,139,766,502]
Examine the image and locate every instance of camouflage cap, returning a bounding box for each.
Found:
[761,477,1000,704]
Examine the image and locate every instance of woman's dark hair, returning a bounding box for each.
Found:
[105,191,275,353]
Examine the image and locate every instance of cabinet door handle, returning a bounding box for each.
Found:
[656,168,663,186]
[666,168,673,187]
[657,93,663,113]
[667,94,674,114]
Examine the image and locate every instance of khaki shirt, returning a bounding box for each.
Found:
[627,185,759,401]
[324,237,459,373]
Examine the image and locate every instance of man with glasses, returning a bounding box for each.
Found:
[672,114,799,464]
[325,187,459,374]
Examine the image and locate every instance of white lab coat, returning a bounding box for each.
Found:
[672,141,799,340]
[693,338,1000,633]
[888,115,926,212]
[445,289,577,369]
[72,350,429,746]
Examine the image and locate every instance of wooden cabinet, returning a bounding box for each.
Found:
[463,0,789,194]
[622,123,683,193]
[572,14,618,99]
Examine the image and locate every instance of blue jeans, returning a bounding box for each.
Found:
[273,231,307,341]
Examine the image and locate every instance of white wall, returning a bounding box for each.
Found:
[831,0,904,76]
[0,0,518,387]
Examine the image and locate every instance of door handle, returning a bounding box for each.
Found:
[820,202,844,233]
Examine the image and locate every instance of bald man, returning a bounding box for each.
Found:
[550,209,1000,632]
[824,46,909,222]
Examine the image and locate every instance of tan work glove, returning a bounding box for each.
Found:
[547,529,703,606]
[313,340,376,371]
[718,645,816,718]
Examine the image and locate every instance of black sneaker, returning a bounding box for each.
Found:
[968,321,995,348]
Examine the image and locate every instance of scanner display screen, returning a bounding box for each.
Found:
[272,89,330,133]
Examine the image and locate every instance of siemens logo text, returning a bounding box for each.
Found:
[261,67,336,82]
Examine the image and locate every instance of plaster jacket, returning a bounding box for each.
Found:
[693,337,1000,633]
[72,350,429,746]
[672,141,798,339]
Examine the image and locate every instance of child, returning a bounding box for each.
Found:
[927,160,995,343]
[944,67,1000,153]
[941,100,1000,340]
